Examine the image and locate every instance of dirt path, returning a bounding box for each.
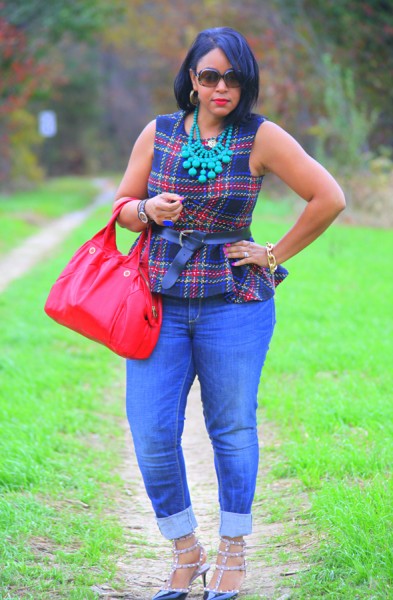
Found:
[94,381,313,600]
[0,178,115,293]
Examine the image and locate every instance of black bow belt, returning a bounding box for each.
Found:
[153,224,252,290]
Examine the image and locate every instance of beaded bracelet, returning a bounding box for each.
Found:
[266,242,277,274]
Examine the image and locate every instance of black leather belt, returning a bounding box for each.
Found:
[153,224,252,290]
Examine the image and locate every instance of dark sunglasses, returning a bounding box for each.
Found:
[194,68,242,88]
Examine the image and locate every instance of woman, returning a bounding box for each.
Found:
[113,27,345,600]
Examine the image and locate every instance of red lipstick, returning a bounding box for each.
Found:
[213,99,229,106]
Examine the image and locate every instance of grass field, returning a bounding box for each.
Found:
[0,177,99,257]
[253,202,393,598]
[0,205,130,599]
[0,180,392,598]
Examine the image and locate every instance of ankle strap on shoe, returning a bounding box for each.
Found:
[173,540,201,555]
[172,531,197,553]
[220,536,246,546]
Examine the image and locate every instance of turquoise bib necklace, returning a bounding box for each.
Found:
[181,105,234,183]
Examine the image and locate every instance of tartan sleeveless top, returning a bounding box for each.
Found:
[145,110,288,303]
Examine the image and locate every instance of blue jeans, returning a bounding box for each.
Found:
[126,294,275,540]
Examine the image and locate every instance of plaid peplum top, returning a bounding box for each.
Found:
[140,110,288,303]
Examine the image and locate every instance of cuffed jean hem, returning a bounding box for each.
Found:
[219,510,252,537]
[156,506,198,540]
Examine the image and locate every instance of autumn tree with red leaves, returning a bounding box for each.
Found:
[0,0,123,187]
[0,15,47,183]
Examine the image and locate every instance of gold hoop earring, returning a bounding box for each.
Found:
[189,90,199,106]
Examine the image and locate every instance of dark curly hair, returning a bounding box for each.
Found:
[174,27,260,126]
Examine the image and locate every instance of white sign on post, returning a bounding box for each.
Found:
[38,111,57,137]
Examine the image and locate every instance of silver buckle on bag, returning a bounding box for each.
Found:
[179,230,194,247]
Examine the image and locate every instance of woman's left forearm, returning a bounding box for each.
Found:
[272,191,346,265]
[225,192,345,269]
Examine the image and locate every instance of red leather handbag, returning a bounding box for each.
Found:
[44,200,162,359]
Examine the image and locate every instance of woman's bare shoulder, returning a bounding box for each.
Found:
[252,120,309,175]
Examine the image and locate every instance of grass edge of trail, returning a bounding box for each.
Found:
[0,207,136,600]
[0,176,103,258]
[253,218,393,599]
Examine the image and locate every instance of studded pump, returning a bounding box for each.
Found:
[203,537,247,600]
[152,532,210,600]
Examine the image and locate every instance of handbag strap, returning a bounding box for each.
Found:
[100,198,148,259]
[103,197,138,250]
[138,224,152,270]
[102,198,153,276]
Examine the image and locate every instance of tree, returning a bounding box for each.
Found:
[275,0,393,146]
[1,0,122,45]
[0,15,46,184]
[0,0,124,186]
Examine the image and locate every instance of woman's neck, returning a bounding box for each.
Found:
[194,107,226,138]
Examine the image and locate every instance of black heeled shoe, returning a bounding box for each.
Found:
[152,532,210,600]
[203,537,246,600]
